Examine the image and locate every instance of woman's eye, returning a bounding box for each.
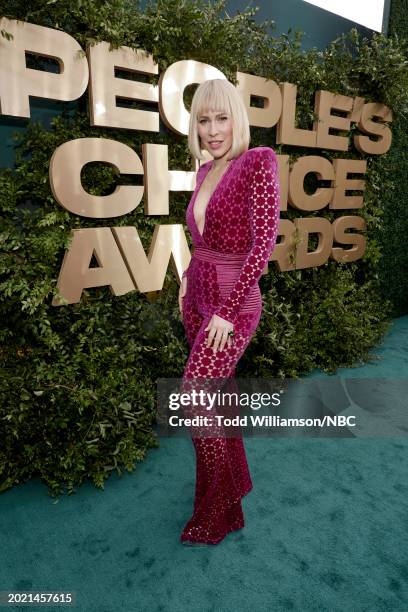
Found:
[199,117,227,123]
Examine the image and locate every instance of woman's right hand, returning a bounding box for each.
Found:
[179,275,188,315]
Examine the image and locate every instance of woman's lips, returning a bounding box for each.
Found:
[209,141,223,149]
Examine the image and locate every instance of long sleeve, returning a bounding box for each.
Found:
[213,147,280,325]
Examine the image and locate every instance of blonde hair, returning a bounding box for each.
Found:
[188,78,250,162]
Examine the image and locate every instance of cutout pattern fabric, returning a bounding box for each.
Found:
[180,146,280,545]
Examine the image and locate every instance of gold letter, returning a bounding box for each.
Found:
[49,137,143,218]
[354,102,392,154]
[294,218,334,270]
[236,71,282,128]
[331,159,367,209]
[331,216,366,262]
[313,90,353,151]
[0,17,88,117]
[52,228,135,306]
[142,143,199,216]
[159,60,226,135]
[88,41,159,130]
[268,218,295,272]
[277,83,317,148]
[289,156,335,211]
[112,224,191,291]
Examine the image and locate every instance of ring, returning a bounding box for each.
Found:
[228,330,235,337]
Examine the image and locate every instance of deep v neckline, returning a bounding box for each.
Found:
[193,157,236,240]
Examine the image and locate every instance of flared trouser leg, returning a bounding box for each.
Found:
[180,299,260,545]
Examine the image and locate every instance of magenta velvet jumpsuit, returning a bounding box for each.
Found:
[180,146,280,544]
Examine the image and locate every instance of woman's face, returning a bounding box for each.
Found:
[197,108,233,160]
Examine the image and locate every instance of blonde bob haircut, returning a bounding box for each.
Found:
[188,78,250,162]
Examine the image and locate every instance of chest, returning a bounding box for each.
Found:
[193,180,215,228]
[193,167,230,231]
[188,160,253,251]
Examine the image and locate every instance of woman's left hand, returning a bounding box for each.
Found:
[204,314,234,354]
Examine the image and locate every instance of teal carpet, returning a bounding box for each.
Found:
[1,317,408,611]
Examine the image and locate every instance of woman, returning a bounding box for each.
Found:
[178,78,280,546]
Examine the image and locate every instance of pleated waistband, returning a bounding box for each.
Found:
[192,245,249,266]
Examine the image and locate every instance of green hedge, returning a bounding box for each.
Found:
[376,0,408,316]
[0,0,407,496]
